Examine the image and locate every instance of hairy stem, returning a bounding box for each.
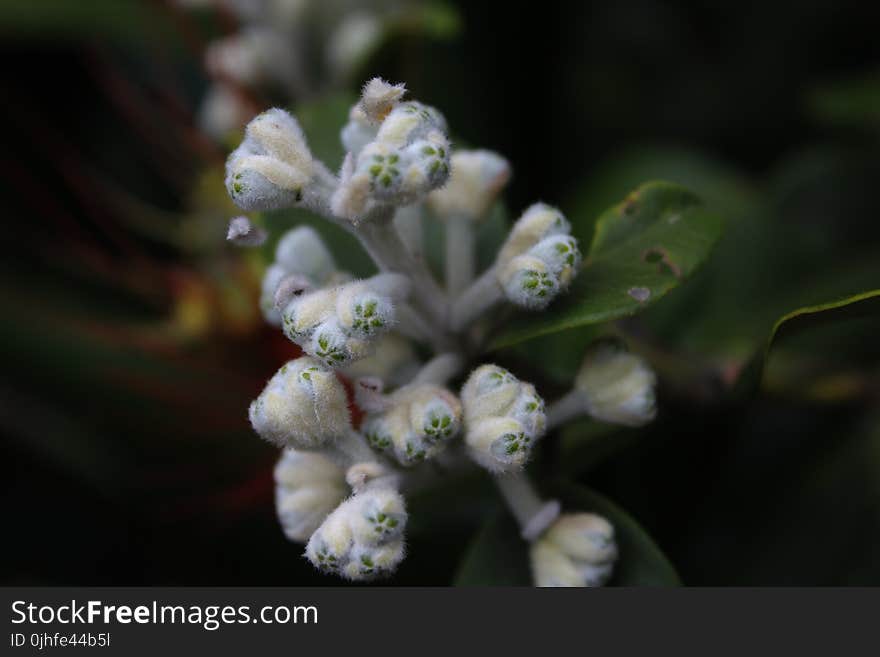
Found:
[450,266,503,331]
[445,215,475,297]
[494,471,561,541]
[546,390,587,430]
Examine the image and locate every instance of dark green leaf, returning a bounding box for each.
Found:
[490,181,723,348]
[736,289,880,396]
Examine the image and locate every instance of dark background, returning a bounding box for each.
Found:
[2,0,879,585]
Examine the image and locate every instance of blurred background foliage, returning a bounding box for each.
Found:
[1,0,878,585]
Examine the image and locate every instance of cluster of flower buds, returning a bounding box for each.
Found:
[306,483,407,581]
[280,272,410,367]
[461,366,546,473]
[229,77,659,585]
[530,513,618,587]
[360,378,463,466]
[332,79,452,221]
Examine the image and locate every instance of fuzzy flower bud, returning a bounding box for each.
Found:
[575,342,657,427]
[427,150,511,219]
[530,513,617,587]
[496,203,572,268]
[359,77,407,124]
[249,356,351,449]
[332,83,451,221]
[226,108,315,211]
[305,486,407,581]
[281,274,407,367]
[461,365,546,472]
[274,449,348,543]
[362,383,462,466]
[494,204,580,310]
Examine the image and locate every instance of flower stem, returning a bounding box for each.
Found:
[494,471,561,541]
[450,266,503,331]
[546,390,587,430]
[411,353,463,386]
[445,214,475,297]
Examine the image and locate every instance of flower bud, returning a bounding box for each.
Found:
[275,449,347,543]
[281,276,401,367]
[226,108,315,211]
[527,234,581,288]
[275,226,337,284]
[362,384,462,466]
[530,513,617,587]
[496,203,571,268]
[498,254,560,310]
[461,365,546,473]
[466,416,534,472]
[359,77,406,124]
[343,333,420,385]
[333,93,451,221]
[427,150,511,218]
[575,342,657,427]
[273,274,313,311]
[305,486,407,581]
[248,357,351,449]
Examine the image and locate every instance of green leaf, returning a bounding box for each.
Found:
[453,509,532,586]
[453,483,680,586]
[490,181,723,348]
[736,289,880,396]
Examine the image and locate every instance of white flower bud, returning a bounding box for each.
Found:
[248,357,351,449]
[305,506,354,576]
[226,216,267,247]
[305,486,407,581]
[226,108,315,212]
[349,487,407,545]
[496,203,571,268]
[530,513,617,587]
[275,226,337,284]
[527,234,581,288]
[499,254,560,310]
[362,384,462,466]
[466,416,534,472]
[359,77,406,124]
[461,365,546,473]
[376,101,447,147]
[427,150,511,218]
[575,343,657,427]
[274,449,347,543]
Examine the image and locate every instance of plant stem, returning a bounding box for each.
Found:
[450,266,503,331]
[494,471,561,541]
[393,204,424,258]
[411,353,463,386]
[445,214,475,297]
[546,390,587,430]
